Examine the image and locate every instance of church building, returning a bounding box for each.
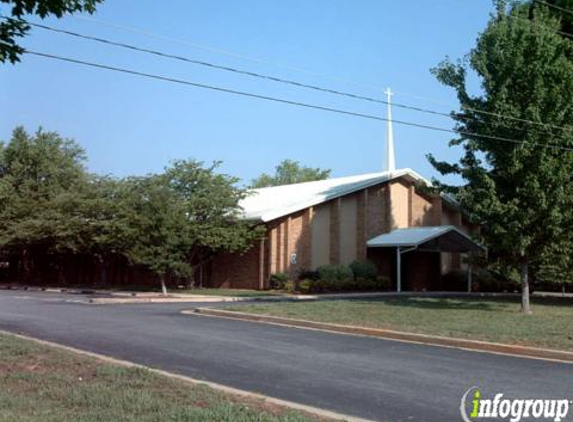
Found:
[205,90,483,291]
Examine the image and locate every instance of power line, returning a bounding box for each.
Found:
[23,49,573,153]
[528,0,573,39]
[71,13,573,132]
[10,16,573,136]
[534,0,573,17]
[68,15,573,133]
[21,19,456,120]
[508,12,573,39]
[73,15,388,93]
[71,15,568,120]
[75,15,470,111]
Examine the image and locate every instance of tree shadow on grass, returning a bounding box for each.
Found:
[342,297,505,311]
[343,295,573,311]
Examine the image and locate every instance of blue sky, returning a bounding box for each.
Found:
[1,0,492,184]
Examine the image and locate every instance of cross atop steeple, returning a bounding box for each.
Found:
[383,88,396,173]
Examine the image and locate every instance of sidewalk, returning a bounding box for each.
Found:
[1,284,568,304]
[88,290,527,304]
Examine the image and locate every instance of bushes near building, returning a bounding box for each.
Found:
[440,269,520,292]
[269,261,391,294]
[349,260,378,281]
[269,272,289,290]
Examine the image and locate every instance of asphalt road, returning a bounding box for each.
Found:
[0,290,571,422]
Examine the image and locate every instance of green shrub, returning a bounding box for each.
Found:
[283,280,296,293]
[307,264,389,293]
[269,272,289,290]
[355,277,376,291]
[298,279,313,294]
[375,275,392,291]
[297,269,320,281]
[349,260,378,281]
[309,279,326,293]
[323,279,341,292]
[317,264,353,284]
[476,270,518,292]
[440,269,516,292]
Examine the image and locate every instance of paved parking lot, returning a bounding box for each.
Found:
[0,290,571,422]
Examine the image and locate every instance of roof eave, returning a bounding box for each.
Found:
[242,168,430,223]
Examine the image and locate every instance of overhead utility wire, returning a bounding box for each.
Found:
[534,0,573,16]
[70,15,572,119]
[508,13,573,39]
[529,0,573,38]
[10,16,573,135]
[21,20,455,120]
[23,49,573,153]
[73,16,331,80]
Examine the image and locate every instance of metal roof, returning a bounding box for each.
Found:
[367,226,485,252]
[240,168,433,222]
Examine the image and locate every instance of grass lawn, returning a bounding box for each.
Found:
[231,297,573,351]
[0,334,330,422]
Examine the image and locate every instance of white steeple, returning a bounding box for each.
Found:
[383,88,396,173]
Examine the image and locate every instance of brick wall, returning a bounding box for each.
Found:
[356,190,368,261]
[329,199,340,264]
[441,206,462,227]
[206,175,476,290]
[366,185,389,238]
[389,181,409,229]
[311,203,330,268]
[206,242,261,289]
[402,251,442,291]
[440,204,464,273]
[339,194,358,265]
[410,188,435,227]
[284,210,308,278]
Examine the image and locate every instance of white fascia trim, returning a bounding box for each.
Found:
[258,168,426,222]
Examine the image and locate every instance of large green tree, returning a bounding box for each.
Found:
[531,0,573,34]
[0,127,262,290]
[251,159,331,188]
[0,0,103,63]
[117,160,263,294]
[428,0,573,313]
[0,127,89,281]
[533,240,573,292]
[165,160,263,270]
[116,175,192,295]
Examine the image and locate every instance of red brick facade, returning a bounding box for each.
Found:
[206,242,262,289]
[204,175,470,290]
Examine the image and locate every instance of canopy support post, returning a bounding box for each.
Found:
[396,247,401,293]
[396,246,417,293]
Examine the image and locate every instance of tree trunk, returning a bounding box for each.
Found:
[520,258,532,314]
[185,265,197,290]
[21,248,32,284]
[98,256,105,286]
[56,256,66,286]
[160,275,168,296]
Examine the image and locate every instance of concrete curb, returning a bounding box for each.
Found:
[4,286,563,305]
[88,291,526,305]
[88,295,319,304]
[190,308,573,364]
[0,329,375,422]
[89,296,249,304]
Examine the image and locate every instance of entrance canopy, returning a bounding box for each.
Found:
[367,226,485,253]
